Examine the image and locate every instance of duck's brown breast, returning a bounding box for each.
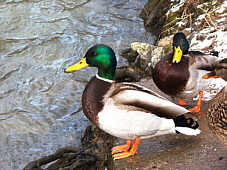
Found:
[82,76,112,125]
[152,55,190,96]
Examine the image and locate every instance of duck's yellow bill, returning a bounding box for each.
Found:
[64,58,88,73]
[172,46,183,63]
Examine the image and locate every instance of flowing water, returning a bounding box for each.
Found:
[0,0,154,169]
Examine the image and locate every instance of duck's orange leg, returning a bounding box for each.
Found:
[189,91,203,113]
[112,138,141,160]
[179,98,187,105]
[112,140,133,154]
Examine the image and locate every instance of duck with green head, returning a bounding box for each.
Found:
[65,44,200,160]
[153,32,225,113]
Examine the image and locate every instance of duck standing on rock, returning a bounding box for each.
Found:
[65,44,200,160]
[152,32,224,113]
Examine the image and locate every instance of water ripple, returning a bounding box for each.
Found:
[0,68,19,82]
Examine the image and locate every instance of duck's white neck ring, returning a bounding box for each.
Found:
[96,74,115,83]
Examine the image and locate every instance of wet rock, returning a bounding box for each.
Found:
[23,125,115,170]
[120,47,139,64]
[130,42,164,69]
[140,0,171,37]
[115,66,141,82]
[116,42,165,82]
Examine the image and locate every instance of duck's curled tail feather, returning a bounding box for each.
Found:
[173,115,201,136]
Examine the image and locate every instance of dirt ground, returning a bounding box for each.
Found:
[113,78,227,170]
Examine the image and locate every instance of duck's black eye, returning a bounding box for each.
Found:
[92,52,98,56]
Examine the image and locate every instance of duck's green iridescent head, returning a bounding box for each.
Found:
[65,44,117,80]
[172,32,189,63]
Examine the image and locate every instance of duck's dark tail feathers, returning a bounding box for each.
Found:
[173,115,200,135]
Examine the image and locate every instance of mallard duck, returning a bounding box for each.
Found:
[153,32,223,113]
[64,44,200,160]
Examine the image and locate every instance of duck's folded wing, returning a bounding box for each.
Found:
[187,51,218,68]
[111,83,190,118]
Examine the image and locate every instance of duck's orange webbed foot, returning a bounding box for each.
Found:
[112,140,132,154]
[188,91,203,113]
[112,138,141,160]
[202,72,220,79]
[179,98,187,105]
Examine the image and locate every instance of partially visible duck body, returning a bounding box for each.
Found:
[206,85,227,143]
[201,58,227,143]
